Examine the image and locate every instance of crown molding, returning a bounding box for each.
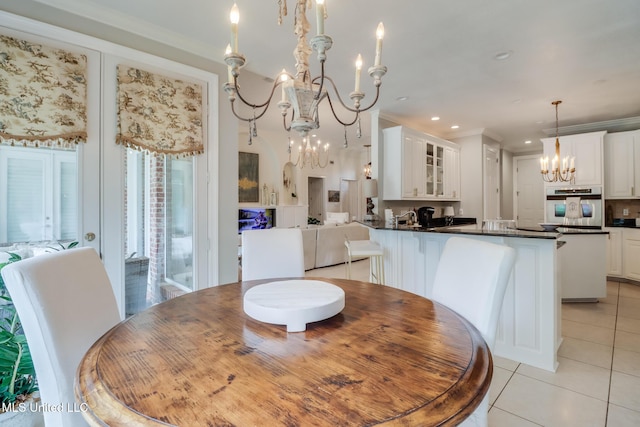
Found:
[445,128,504,142]
[543,116,640,136]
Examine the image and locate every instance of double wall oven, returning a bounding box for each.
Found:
[545,186,602,228]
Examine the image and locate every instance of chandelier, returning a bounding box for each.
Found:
[289,136,329,169]
[223,0,387,146]
[363,144,372,178]
[540,100,575,183]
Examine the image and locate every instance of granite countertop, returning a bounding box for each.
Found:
[358,220,609,239]
[358,220,560,239]
[607,219,640,229]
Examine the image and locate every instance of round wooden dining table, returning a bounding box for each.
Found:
[76,278,492,426]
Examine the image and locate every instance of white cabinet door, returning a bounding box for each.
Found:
[605,132,635,198]
[623,229,640,281]
[605,228,623,276]
[541,131,605,187]
[406,134,425,198]
[443,146,460,200]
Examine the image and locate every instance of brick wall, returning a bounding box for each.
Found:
[148,156,166,304]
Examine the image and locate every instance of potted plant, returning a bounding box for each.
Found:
[0,253,40,425]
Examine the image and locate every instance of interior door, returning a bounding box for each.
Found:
[514,156,545,228]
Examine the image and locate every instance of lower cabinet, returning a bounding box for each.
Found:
[623,229,640,281]
[605,228,623,277]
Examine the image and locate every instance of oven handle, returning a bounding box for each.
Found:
[546,195,602,201]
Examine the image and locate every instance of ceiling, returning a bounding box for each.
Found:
[4,0,640,152]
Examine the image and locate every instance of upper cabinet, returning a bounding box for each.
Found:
[541,131,605,187]
[604,130,640,198]
[383,126,460,201]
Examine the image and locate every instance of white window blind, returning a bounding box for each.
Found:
[0,146,77,244]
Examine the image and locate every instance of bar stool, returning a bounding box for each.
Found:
[344,237,385,284]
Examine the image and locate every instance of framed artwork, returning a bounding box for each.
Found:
[328,190,340,203]
[238,152,259,203]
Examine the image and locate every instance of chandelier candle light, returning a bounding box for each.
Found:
[540,100,576,183]
[223,1,387,146]
[289,136,329,169]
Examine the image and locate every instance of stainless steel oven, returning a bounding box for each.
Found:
[545,187,602,228]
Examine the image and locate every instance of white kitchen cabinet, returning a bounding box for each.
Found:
[604,130,640,198]
[623,228,640,281]
[383,126,460,201]
[443,146,460,199]
[605,227,623,277]
[541,131,605,187]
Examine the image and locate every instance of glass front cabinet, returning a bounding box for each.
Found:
[383,126,460,201]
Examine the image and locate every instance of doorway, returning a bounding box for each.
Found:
[514,155,545,228]
[308,177,325,224]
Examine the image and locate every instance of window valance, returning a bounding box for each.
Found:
[0,35,88,148]
[116,66,204,157]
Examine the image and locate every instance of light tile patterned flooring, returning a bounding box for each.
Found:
[307,261,640,427]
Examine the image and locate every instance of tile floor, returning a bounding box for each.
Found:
[307,261,640,427]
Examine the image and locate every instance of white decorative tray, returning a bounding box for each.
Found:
[243,280,345,332]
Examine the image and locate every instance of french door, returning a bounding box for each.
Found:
[0,29,101,255]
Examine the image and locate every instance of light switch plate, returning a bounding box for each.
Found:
[623,208,629,216]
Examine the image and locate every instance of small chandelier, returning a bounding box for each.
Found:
[540,100,575,183]
[223,0,387,146]
[363,144,372,178]
[289,136,329,169]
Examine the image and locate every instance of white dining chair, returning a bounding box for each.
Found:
[1,247,121,427]
[241,228,305,281]
[431,236,516,427]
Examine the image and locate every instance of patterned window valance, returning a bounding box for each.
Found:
[116,66,204,157]
[0,35,88,148]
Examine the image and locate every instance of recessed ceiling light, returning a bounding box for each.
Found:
[494,50,513,61]
[396,96,409,101]
[451,125,460,129]
[431,116,440,121]
[524,140,532,144]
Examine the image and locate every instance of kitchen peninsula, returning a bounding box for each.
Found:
[361,221,562,372]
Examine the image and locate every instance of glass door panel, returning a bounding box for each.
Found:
[124,150,194,317]
[0,146,77,245]
[436,146,444,196]
[426,143,434,195]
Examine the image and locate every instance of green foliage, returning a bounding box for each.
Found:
[46,240,79,252]
[307,216,320,225]
[0,254,38,407]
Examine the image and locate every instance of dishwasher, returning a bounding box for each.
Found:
[557,231,607,302]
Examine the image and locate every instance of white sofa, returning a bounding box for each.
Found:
[301,222,369,270]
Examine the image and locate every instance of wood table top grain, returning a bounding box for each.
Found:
[75,278,492,426]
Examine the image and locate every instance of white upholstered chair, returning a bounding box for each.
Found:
[431,236,516,427]
[1,247,121,427]
[241,228,305,281]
